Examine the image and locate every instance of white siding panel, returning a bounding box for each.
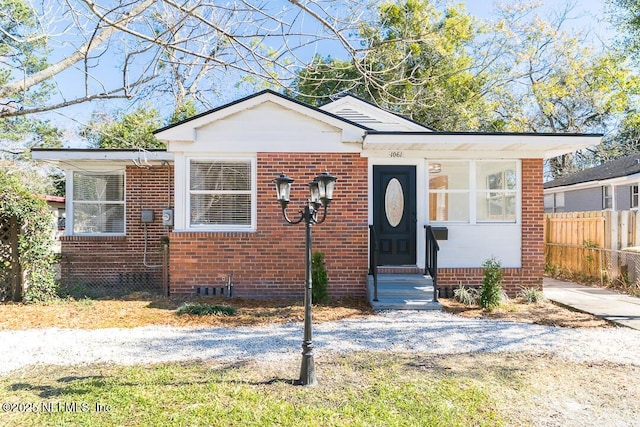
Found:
[189,103,358,153]
[435,224,521,268]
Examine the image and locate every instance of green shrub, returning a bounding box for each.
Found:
[312,252,330,305]
[453,285,479,306]
[176,303,237,316]
[479,257,503,310]
[0,170,58,303]
[518,287,544,304]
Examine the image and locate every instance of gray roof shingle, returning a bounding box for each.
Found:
[544,152,640,189]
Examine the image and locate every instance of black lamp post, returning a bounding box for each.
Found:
[273,171,337,386]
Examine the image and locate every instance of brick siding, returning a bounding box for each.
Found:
[60,165,173,291]
[59,157,544,299]
[168,152,369,298]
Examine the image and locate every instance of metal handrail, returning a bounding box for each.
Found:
[368,225,379,302]
[425,225,440,302]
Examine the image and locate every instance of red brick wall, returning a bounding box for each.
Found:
[60,157,544,299]
[437,158,544,296]
[60,165,173,291]
[169,152,369,298]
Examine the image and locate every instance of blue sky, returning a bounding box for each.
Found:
[47,0,616,147]
[466,0,615,42]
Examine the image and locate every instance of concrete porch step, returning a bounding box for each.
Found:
[367,274,442,311]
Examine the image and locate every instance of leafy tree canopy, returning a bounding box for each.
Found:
[487,2,639,178]
[0,0,61,149]
[609,0,640,57]
[290,0,496,131]
[82,106,164,149]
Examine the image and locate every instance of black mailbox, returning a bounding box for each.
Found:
[431,226,448,240]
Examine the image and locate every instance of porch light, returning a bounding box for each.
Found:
[273,171,337,386]
[273,173,294,209]
[315,172,337,205]
[309,179,321,207]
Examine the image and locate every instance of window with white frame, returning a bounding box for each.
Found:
[476,161,517,222]
[429,160,518,223]
[602,186,612,209]
[188,159,253,228]
[631,185,638,209]
[428,161,469,222]
[72,171,125,234]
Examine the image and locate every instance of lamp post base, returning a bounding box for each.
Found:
[298,343,317,386]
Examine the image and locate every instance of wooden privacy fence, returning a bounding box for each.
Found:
[544,210,640,284]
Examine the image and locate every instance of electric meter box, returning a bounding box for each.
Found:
[162,208,174,227]
[141,209,154,223]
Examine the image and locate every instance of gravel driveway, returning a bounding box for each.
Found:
[2,310,639,375]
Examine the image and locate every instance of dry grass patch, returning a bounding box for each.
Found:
[0,295,373,330]
[439,298,613,328]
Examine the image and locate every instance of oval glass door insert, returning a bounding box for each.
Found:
[385,178,404,227]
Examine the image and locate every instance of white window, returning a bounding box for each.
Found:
[631,185,638,209]
[71,171,125,235]
[555,192,565,210]
[429,161,470,222]
[603,186,612,209]
[476,161,517,222]
[188,159,254,229]
[429,160,518,223]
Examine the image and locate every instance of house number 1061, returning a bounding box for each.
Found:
[389,151,403,158]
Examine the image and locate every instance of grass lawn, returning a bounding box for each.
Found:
[1,352,505,427]
[2,352,638,427]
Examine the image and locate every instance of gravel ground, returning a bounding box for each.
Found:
[1,310,639,375]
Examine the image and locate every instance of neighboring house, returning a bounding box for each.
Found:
[43,195,65,253]
[544,153,640,213]
[32,90,600,298]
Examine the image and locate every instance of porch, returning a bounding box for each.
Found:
[367,225,442,311]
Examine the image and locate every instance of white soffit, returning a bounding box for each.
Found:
[320,96,432,132]
[31,150,174,167]
[155,92,365,145]
[362,133,602,159]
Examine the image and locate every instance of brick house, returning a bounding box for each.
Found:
[32,90,600,298]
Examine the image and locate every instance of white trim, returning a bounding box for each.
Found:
[67,168,126,237]
[427,160,521,225]
[155,93,366,143]
[368,157,426,268]
[179,155,257,232]
[362,133,600,159]
[32,150,173,163]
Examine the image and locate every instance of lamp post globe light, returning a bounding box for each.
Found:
[273,171,336,386]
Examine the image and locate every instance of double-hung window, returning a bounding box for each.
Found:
[476,161,517,222]
[188,159,254,230]
[71,171,125,235]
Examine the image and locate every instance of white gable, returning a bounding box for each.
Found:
[320,96,432,132]
[155,92,365,153]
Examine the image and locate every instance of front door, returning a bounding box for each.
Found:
[373,165,417,265]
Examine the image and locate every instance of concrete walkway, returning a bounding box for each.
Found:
[543,277,640,330]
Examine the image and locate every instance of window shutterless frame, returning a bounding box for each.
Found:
[428,160,520,224]
[186,157,257,231]
[68,169,126,236]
